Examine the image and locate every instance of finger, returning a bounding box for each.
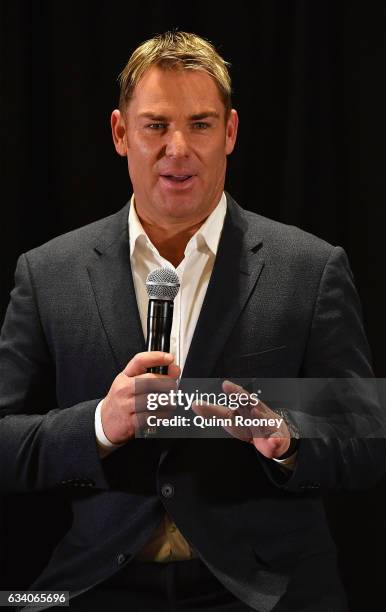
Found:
[123,352,175,377]
[110,372,177,405]
[168,363,181,379]
[191,400,253,442]
[223,380,275,419]
[191,400,234,421]
[133,364,181,380]
[132,375,178,398]
[133,408,177,432]
[252,435,291,459]
[222,380,247,395]
[130,391,178,416]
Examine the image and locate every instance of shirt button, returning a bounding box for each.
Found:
[117,553,127,566]
[161,483,174,498]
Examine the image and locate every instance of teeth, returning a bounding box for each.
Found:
[165,175,191,182]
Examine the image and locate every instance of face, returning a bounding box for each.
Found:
[111,65,238,227]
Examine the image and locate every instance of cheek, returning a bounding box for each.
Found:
[129,132,159,164]
[127,149,155,179]
[201,146,227,176]
[130,145,150,162]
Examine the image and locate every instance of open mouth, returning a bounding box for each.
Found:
[161,175,193,183]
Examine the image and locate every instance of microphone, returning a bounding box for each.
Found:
[145,267,180,374]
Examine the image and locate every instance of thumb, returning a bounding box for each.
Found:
[123,351,175,377]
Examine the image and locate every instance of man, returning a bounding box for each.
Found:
[0,31,383,612]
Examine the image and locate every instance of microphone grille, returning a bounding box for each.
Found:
[145,267,180,301]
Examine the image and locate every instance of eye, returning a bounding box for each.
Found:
[192,122,210,130]
[147,123,167,130]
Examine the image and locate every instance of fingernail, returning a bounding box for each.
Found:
[224,380,237,387]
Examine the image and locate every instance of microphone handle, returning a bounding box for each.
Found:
[146,299,174,374]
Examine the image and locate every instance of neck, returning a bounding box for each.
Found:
[140,218,204,268]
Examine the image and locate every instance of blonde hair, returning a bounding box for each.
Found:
[118,31,232,117]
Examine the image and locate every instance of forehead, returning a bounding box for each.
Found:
[128,65,224,117]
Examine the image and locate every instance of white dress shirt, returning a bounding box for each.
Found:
[129,192,227,372]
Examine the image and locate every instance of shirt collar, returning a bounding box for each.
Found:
[128,195,149,257]
[128,192,227,258]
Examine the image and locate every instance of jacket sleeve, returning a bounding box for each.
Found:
[262,246,386,493]
[0,254,109,492]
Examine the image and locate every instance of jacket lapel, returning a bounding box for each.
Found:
[183,194,265,378]
[87,202,146,371]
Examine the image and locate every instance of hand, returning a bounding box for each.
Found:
[101,351,180,444]
[192,380,292,459]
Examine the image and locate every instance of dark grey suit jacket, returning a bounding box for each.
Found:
[0,194,383,611]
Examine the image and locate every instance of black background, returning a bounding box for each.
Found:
[1,1,385,609]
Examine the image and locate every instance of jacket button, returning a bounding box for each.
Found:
[161,483,174,498]
[117,553,127,566]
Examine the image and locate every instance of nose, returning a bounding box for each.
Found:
[165,130,189,159]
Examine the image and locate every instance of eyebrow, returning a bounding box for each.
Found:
[190,112,220,120]
[138,111,220,121]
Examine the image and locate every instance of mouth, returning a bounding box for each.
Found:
[159,174,196,191]
[160,174,194,183]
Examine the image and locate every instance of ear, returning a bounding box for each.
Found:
[111,109,128,157]
[225,109,239,155]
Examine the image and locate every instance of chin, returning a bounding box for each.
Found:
[160,198,202,220]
